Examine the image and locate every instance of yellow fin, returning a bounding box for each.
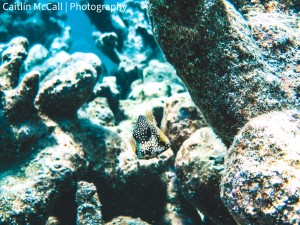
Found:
[130,137,136,154]
[145,109,157,126]
[157,128,170,145]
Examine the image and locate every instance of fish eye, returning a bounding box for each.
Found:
[144,154,151,160]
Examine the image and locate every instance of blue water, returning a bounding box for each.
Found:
[39,0,125,71]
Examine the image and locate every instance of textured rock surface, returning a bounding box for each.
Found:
[221,110,300,225]
[162,171,202,225]
[0,37,28,90]
[0,119,87,224]
[35,53,101,117]
[89,0,166,98]
[76,181,103,225]
[31,51,70,79]
[148,0,300,145]
[45,216,61,225]
[0,37,48,162]
[105,216,150,225]
[78,97,115,127]
[175,127,235,225]
[0,0,210,223]
[24,44,49,71]
[161,93,208,152]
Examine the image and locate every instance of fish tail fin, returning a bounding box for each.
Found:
[130,137,137,154]
[145,109,157,126]
[157,128,171,146]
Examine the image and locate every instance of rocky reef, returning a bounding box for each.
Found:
[0,0,208,224]
[148,0,300,145]
[3,0,298,224]
[149,0,300,224]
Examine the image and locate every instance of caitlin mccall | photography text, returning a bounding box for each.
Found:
[2,2,127,13]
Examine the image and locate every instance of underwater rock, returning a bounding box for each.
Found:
[77,117,173,185]
[92,76,120,116]
[89,0,165,98]
[94,32,120,64]
[128,60,185,101]
[221,110,300,225]
[24,44,49,71]
[161,93,207,152]
[129,81,171,101]
[0,37,28,90]
[35,53,101,118]
[78,97,115,127]
[105,216,150,225]
[45,216,61,225]
[0,120,88,224]
[50,26,72,55]
[0,37,48,162]
[76,181,103,225]
[162,171,202,225]
[148,0,300,145]
[32,51,70,80]
[143,60,179,84]
[175,127,236,225]
[0,0,66,46]
[75,118,174,224]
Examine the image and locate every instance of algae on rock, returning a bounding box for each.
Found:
[148,0,300,145]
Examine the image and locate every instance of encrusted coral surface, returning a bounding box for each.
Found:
[221,110,300,225]
[4,0,298,224]
[148,0,300,145]
[175,128,235,225]
[149,0,300,224]
[0,1,205,224]
[161,93,207,152]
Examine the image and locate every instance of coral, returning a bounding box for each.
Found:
[161,171,203,225]
[0,0,209,224]
[35,53,101,118]
[105,216,150,225]
[0,37,28,90]
[78,97,115,127]
[30,51,70,80]
[128,60,185,101]
[50,26,72,54]
[0,35,178,222]
[221,110,300,225]
[0,121,88,224]
[148,0,300,145]
[0,37,47,162]
[76,181,103,225]
[175,127,235,225]
[88,0,166,98]
[0,37,102,224]
[45,216,61,225]
[161,93,207,152]
[24,44,49,71]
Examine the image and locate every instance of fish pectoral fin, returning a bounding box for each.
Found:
[157,128,170,146]
[145,109,157,126]
[130,137,137,154]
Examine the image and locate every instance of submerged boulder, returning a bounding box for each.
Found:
[148,0,300,145]
[175,127,235,225]
[221,110,300,225]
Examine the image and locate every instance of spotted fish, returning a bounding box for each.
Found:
[130,110,171,160]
